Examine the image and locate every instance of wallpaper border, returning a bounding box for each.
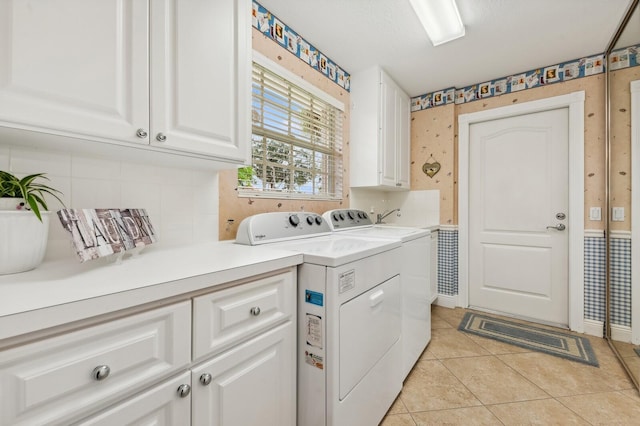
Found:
[252,1,351,91]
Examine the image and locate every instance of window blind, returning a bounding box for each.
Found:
[238,62,343,199]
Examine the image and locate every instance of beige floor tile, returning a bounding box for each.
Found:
[610,340,637,358]
[443,355,549,404]
[386,308,640,424]
[620,388,640,400]
[412,406,501,425]
[427,328,491,359]
[400,360,482,411]
[557,391,640,425]
[379,413,416,426]
[387,395,409,415]
[418,348,437,361]
[620,355,640,386]
[431,306,468,327]
[487,398,590,425]
[432,316,454,329]
[498,352,616,397]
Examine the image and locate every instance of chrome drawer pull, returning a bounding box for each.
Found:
[250,306,261,316]
[177,384,191,398]
[200,373,213,386]
[92,365,111,381]
[136,128,148,138]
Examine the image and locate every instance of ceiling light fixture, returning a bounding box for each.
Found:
[409,0,465,46]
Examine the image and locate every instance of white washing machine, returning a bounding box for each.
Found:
[323,209,431,380]
[235,212,403,426]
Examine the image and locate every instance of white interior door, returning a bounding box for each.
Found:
[469,108,569,326]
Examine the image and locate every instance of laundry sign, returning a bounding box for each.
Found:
[57,208,157,262]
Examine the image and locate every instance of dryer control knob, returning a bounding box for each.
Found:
[315,216,323,225]
[306,216,314,225]
[289,214,300,226]
[347,211,355,220]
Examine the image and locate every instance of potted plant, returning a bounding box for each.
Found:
[0,171,64,274]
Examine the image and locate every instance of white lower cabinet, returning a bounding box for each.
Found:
[0,302,192,426]
[75,372,192,425]
[191,322,295,426]
[0,269,296,426]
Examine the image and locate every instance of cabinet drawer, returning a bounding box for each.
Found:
[193,271,294,359]
[0,301,191,426]
[74,371,191,425]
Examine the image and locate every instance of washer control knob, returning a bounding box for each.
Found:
[306,216,314,225]
[339,212,345,221]
[315,216,323,225]
[347,211,355,220]
[289,215,300,227]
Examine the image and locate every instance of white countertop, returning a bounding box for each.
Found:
[0,241,303,342]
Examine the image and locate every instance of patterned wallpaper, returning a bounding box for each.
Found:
[252,1,639,113]
[412,53,607,111]
[252,1,350,91]
[412,44,640,112]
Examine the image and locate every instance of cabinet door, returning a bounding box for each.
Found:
[379,71,398,187]
[150,0,251,162]
[191,322,295,426]
[0,302,191,426]
[0,0,148,144]
[75,372,191,425]
[396,88,411,188]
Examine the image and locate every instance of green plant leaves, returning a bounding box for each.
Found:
[0,171,64,222]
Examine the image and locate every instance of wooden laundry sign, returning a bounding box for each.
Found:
[57,208,157,262]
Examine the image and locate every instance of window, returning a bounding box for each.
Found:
[238,57,344,200]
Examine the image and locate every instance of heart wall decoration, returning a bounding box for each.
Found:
[422,155,441,178]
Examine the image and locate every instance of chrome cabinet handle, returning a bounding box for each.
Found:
[200,373,212,386]
[546,224,566,231]
[92,365,111,381]
[156,132,166,142]
[136,128,148,138]
[177,384,191,398]
[250,306,261,316]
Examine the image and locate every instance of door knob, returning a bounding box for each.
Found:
[546,224,566,231]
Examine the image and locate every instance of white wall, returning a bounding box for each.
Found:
[0,145,220,260]
[350,188,440,227]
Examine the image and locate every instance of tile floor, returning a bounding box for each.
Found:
[381,306,640,425]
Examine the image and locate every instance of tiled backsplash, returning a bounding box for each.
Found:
[0,145,220,260]
[350,188,440,227]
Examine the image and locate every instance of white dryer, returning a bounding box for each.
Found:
[235,211,403,426]
[323,209,431,379]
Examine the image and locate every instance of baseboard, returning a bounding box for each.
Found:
[611,324,632,343]
[434,294,457,309]
[583,319,604,338]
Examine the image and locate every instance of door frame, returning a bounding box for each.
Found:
[631,80,640,344]
[458,91,585,332]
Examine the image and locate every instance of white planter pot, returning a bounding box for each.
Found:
[0,211,50,275]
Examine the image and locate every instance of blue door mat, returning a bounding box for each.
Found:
[458,312,599,367]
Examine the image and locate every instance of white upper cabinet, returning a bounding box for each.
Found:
[350,66,410,190]
[0,0,250,165]
[150,0,250,161]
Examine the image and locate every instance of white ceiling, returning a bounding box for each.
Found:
[257,0,633,97]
